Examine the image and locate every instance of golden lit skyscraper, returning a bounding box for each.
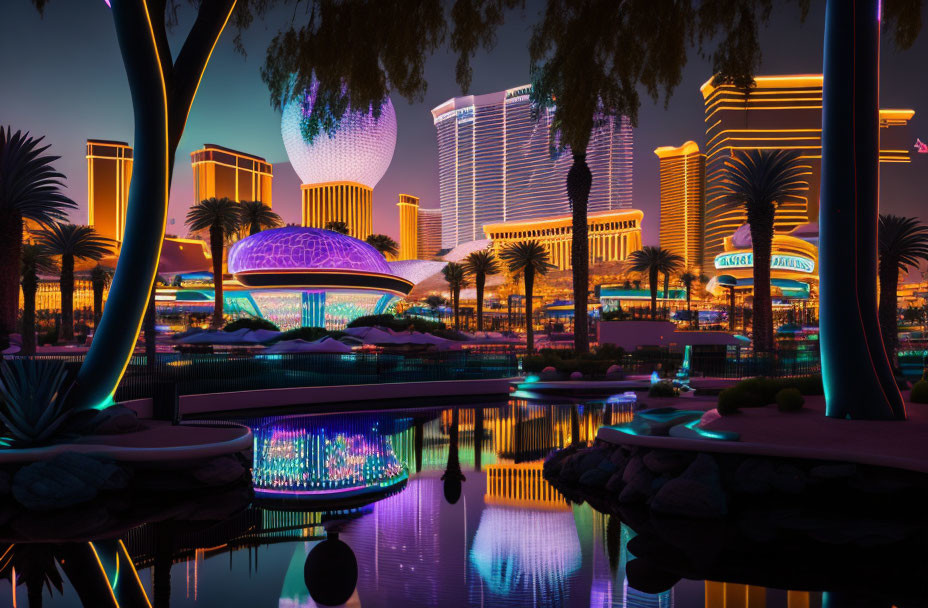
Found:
[701,74,914,267]
[397,194,419,260]
[87,139,133,242]
[301,183,373,240]
[417,207,443,260]
[191,144,273,205]
[655,141,705,272]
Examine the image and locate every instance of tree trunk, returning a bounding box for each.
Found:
[453,285,460,330]
[475,273,485,331]
[663,272,669,300]
[686,288,693,329]
[145,286,157,373]
[250,221,260,236]
[729,286,736,332]
[72,0,236,410]
[878,265,899,370]
[59,254,74,342]
[749,211,775,352]
[210,224,224,329]
[22,278,36,355]
[0,211,22,351]
[567,152,592,353]
[93,282,104,328]
[820,0,905,419]
[525,268,535,352]
[649,267,658,319]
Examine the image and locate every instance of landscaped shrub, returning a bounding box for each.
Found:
[716,388,742,416]
[272,327,343,343]
[910,380,928,403]
[775,387,805,412]
[38,328,58,346]
[648,380,678,398]
[348,314,445,333]
[224,318,280,332]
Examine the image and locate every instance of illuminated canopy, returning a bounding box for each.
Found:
[714,251,815,273]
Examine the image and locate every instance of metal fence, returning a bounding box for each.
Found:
[620,347,822,379]
[23,351,521,401]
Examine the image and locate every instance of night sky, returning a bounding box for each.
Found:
[2,1,927,248]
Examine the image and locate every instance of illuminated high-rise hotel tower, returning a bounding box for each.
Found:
[87,139,133,242]
[431,84,633,249]
[397,194,419,260]
[191,144,273,205]
[655,141,706,272]
[282,81,397,240]
[417,208,442,260]
[701,74,914,266]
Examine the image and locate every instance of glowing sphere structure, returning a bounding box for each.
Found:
[226,227,413,330]
[281,83,397,188]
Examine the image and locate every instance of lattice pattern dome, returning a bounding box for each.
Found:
[281,81,397,188]
[227,227,392,275]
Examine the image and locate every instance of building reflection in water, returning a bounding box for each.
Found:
[95,402,835,607]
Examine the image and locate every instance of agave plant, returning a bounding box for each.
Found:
[0,359,73,447]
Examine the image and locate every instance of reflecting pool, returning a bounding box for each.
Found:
[5,401,922,607]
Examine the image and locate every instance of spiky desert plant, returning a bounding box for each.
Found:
[0,359,73,447]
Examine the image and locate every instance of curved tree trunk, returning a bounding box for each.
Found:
[525,268,535,352]
[210,224,224,329]
[748,211,775,352]
[0,211,22,352]
[878,265,900,370]
[475,273,485,331]
[59,255,74,342]
[649,267,658,319]
[22,278,37,355]
[820,0,905,419]
[567,152,592,353]
[72,0,236,410]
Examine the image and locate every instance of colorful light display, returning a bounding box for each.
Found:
[252,415,408,498]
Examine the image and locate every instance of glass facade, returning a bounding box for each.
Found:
[432,85,634,249]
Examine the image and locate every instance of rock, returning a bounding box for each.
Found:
[606,471,625,493]
[544,444,581,478]
[622,454,645,484]
[619,461,656,504]
[0,471,11,496]
[650,454,727,518]
[609,448,628,467]
[810,463,857,480]
[767,464,808,494]
[91,405,143,435]
[540,366,560,381]
[733,458,776,495]
[579,467,612,488]
[597,458,618,474]
[191,456,247,486]
[12,453,129,511]
[569,371,583,380]
[643,450,694,475]
[606,365,625,380]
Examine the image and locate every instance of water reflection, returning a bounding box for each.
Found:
[9,400,925,607]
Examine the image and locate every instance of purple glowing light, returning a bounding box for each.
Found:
[227,226,393,275]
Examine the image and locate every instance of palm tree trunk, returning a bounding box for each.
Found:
[210,224,224,329]
[93,283,104,328]
[453,286,460,330]
[686,288,693,329]
[820,0,905,419]
[250,221,260,236]
[59,254,74,342]
[72,0,236,410]
[729,286,736,332]
[567,152,592,353]
[0,211,23,351]
[525,267,535,352]
[749,217,775,352]
[476,273,485,331]
[878,266,900,370]
[22,278,36,355]
[649,268,658,319]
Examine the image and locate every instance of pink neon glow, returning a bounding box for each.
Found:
[915,138,928,154]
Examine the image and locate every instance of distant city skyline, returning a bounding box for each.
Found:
[3,1,928,248]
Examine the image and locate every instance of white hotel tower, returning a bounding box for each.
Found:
[431,84,633,249]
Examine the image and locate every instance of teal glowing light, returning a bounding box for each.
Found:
[524,375,540,383]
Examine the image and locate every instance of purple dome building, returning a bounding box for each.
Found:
[227,227,413,329]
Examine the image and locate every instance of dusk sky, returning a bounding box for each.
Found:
[3,1,927,247]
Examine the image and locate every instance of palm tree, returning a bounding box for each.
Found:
[0,127,75,349]
[186,198,241,329]
[238,200,282,236]
[719,149,808,352]
[679,271,699,329]
[463,250,501,331]
[878,215,928,365]
[365,234,399,258]
[324,221,351,235]
[627,247,683,320]
[89,264,113,329]
[35,224,113,342]
[441,262,469,331]
[500,241,552,352]
[20,244,57,355]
